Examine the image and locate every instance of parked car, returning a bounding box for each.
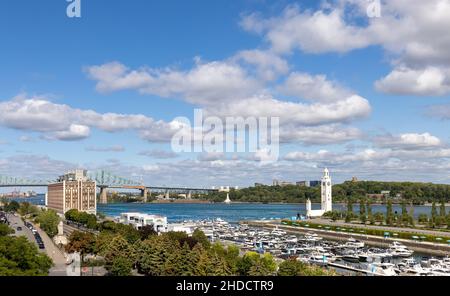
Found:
[16,226,22,231]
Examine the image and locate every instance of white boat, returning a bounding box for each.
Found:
[368,263,398,276]
[344,238,365,249]
[388,242,414,258]
[303,232,323,242]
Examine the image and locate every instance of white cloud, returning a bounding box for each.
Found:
[86,60,262,105]
[0,93,181,142]
[241,0,450,96]
[374,133,443,150]
[278,72,352,102]
[207,93,371,126]
[375,66,450,96]
[232,49,289,81]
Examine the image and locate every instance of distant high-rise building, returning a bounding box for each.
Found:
[47,169,97,215]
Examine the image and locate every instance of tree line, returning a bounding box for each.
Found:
[204,181,450,204]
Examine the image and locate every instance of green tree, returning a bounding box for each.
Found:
[0,236,53,276]
[36,209,60,237]
[418,213,428,224]
[4,200,20,212]
[440,200,446,217]
[345,198,353,223]
[366,200,373,224]
[138,225,157,240]
[18,202,39,217]
[431,201,438,227]
[192,229,211,249]
[386,200,393,225]
[102,236,136,276]
[0,223,14,236]
[374,212,384,224]
[278,259,335,276]
[359,198,366,224]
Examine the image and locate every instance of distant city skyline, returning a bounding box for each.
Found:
[1,1,450,187]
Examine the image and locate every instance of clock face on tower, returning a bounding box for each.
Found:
[327,182,331,186]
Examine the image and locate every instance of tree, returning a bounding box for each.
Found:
[65,231,96,260]
[386,200,393,225]
[401,200,409,226]
[418,213,428,224]
[102,236,136,276]
[192,229,211,249]
[431,201,438,227]
[138,225,157,240]
[278,259,335,276]
[374,212,384,224]
[440,200,446,217]
[36,209,60,237]
[0,236,53,276]
[18,202,39,217]
[359,198,366,224]
[345,198,353,223]
[0,223,14,236]
[366,200,373,224]
[4,201,20,213]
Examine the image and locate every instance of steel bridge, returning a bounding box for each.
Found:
[0,170,218,204]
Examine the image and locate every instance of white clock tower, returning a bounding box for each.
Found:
[306,168,333,218]
[321,168,332,213]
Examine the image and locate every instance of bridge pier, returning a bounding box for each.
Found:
[99,187,108,204]
[165,190,170,200]
[187,190,192,200]
[141,188,149,203]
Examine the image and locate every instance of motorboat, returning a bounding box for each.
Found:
[368,263,397,276]
[344,238,365,249]
[388,242,414,258]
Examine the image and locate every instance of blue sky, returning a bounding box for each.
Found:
[1,0,450,187]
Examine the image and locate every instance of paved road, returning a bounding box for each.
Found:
[8,214,68,276]
[8,214,41,250]
[32,223,68,276]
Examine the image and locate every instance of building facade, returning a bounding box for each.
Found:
[47,170,97,215]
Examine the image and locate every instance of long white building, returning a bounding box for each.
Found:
[306,168,333,218]
[118,212,168,233]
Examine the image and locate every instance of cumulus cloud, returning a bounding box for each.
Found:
[375,66,450,96]
[86,60,262,105]
[241,0,450,96]
[0,93,182,142]
[278,72,353,102]
[374,133,443,150]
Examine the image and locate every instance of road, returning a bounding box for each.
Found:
[8,214,40,249]
[8,214,68,276]
[32,223,68,276]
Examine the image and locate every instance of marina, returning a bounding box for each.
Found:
[185,218,450,276]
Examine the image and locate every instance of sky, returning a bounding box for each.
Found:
[1,0,450,188]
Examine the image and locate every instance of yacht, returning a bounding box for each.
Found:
[344,238,365,249]
[388,242,414,258]
[368,263,398,276]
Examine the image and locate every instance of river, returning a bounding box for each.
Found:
[8,194,449,223]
